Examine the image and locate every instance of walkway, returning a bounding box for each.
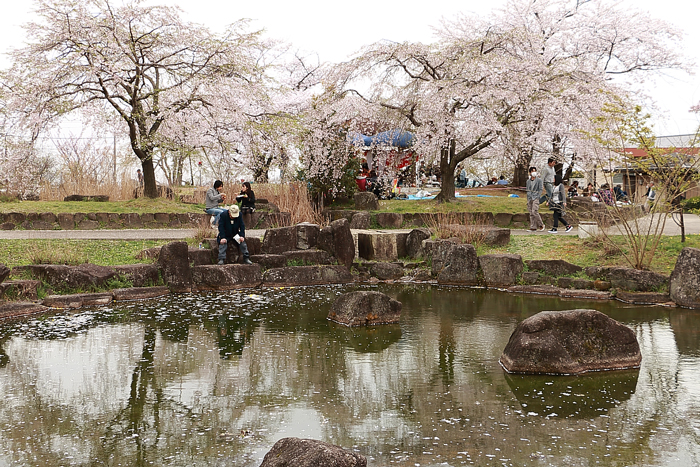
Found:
[0,214,697,240]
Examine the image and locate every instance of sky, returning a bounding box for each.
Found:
[1,0,699,136]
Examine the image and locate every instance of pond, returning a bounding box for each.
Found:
[0,284,698,466]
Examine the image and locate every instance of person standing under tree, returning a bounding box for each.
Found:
[548,175,573,234]
[137,169,144,188]
[540,158,556,205]
[526,166,545,231]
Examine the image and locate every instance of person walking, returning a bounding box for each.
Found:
[540,158,556,205]
[645,181,657,212]
[217,205,252,265]
[548,174,573,234]
[205,180,227,226]
[526,166,545,231]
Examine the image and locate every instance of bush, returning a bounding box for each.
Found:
[682,196,700,211]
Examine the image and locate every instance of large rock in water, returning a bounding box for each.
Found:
[500,309,641,375]
[260,437,367,467]
[158,241,193,293]
[479,253,523,287]
[670,247,700,308]
[435,243,480,285]
[329,291,402,326]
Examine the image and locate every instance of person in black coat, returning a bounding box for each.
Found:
[217,205,252,265]
[237,181,256,213]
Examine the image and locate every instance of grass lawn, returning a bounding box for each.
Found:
[376,196,528,214]
[0,198,201,214]
[1,234,696,275]
[0,239,202,269]
[477,234,700,275]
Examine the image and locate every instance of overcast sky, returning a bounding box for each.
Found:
[1,0,698,136]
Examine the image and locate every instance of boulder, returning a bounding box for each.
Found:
[357,231,399,261]
[354,192,379,211]
[154,212,170,224]
[494,212,513,227]
[192,264,262,290]
[43,292,113,309]
[57,213,76,229]
[120,213,142,228]
[262,226,297,255]
[320,218,355,268]
[262,265,354,287]
[188,247,216,266]
[27,264,118,290]
[585,266,669,292]
[329,291,402,326]
[616,291,671,305]
[376,212,403,228]
[259,437,367,467]
[283,249,334,265]
[405,228,431,259]
[113,264,160,287]
[0,302,48,320]
[479,254,523,287]
[481,226,510,246]
[113,286,170,301]
[296,223,320,250]
[1,223,15,230]
[436,243,480,285]
[6,212,26,224]
[249,254,287,269]
[526,259,583,277]
[670,247,700,308]
[521,271,539,285]
[369,262,404,280]
[0,264,9,284]
[158,241,193,293]
[500,309,641,375]
[349,211,371,229]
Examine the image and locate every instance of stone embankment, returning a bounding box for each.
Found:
[2,222,700,320]
[0,198,291,231]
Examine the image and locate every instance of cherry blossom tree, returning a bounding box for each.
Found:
[5,0,270,198]
[324,0,687,201]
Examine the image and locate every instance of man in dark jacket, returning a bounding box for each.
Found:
[217,205,253,265]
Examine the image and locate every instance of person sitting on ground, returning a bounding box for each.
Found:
[237,181,256,214]
[568,181,580,197]
[205,180,227,226]
[217,205,252,265]
[613,184,629,202]
[496,175,508,185]
[598,183,615,206]
[486,177,497,185]
[584,182,595,197]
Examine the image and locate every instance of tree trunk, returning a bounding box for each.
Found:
[141,157,158,198]
[435,140,457,203]
[512,161,530,187]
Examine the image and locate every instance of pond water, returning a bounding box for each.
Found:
[0,284,699,467]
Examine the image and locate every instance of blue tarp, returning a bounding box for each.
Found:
[351,129,415,148]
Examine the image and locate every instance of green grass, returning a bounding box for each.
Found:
[0,198,200,214]
[0,239,197,268]
[477,234,700,274]
[373,196,528,214]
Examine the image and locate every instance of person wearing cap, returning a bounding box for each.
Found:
[205,180,227,226]
[217,205,253,265]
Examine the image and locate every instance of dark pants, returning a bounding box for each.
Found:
[218,239,250,263]
[552,210,569,229]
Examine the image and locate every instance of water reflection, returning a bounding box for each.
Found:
[0,285,698,467]
[505,370,639,418]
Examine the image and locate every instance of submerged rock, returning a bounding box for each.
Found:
[500,309,641,375]
[260,437,367,467]
[329,291,402,326]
